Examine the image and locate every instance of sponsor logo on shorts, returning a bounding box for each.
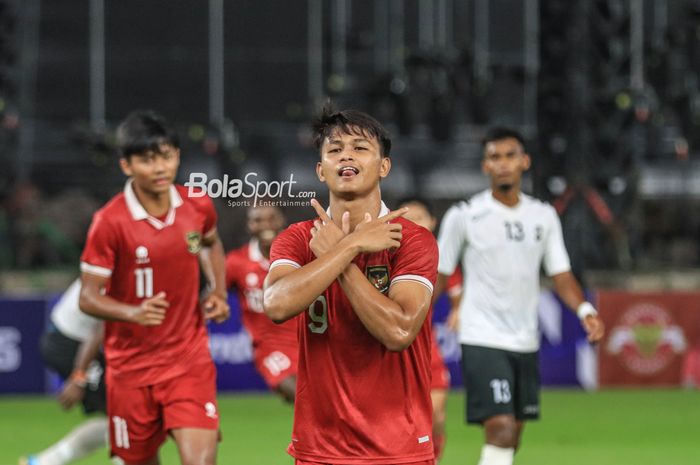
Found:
[418,435,430,444]
[205,402,218,419]
[523,405,539,414]
[606,303,686,375]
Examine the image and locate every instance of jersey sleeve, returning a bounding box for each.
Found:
[269,223,310,270]
[225,252,240,290]
[184,185,218,238]
[543,205,572,276]
[197,194,218,238]
[80,211,118,278]
[437,204,467,276]
[390,225,438,295]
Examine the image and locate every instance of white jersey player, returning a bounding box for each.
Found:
[51,279,101,343]
[439,190,570,353]
[20,279,114,465]
[435,127,605,465]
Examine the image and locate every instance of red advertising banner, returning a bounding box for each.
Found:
[597,291,700,387]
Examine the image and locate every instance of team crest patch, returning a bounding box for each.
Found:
[366,265,390,293]
[185,231,202,254]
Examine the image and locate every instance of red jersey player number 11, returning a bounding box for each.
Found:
[79,110,230,465]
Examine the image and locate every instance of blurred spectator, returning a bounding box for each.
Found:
[1,182,98,269]
[0,201,11,268]
[44,189,100,258]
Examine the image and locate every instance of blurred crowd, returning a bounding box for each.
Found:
[0,182,99,269]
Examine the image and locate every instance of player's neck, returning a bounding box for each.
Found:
[491,184,521,207]
[329,189,383,230]
[259,242,271,259]
[132,181,171,217]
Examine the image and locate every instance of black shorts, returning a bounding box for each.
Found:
[461,344,540,424]
[40,329,106,414]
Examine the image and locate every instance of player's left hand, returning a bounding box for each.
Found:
[202,293,230,323]
[582,314,605,343]
[57,380,85,410]
[309,199,351,257]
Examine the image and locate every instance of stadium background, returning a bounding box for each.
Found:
[0,0,699,464]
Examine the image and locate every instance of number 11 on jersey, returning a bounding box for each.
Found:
[134,267,153,298]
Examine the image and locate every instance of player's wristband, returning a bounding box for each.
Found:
[576,302,598,320]
[69,369,88,388]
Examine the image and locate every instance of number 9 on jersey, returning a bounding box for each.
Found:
[308,296,328,334]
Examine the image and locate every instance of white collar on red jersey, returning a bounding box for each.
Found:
[325,201,390,219]
[124,178,183,229]
[248,238,270,270]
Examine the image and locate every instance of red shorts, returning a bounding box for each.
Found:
[253,339,298,389]
[430,338,450,390]
[295,460,434,465]
[107,361,219,463]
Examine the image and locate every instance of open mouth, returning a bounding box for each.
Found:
[337,166,359,178]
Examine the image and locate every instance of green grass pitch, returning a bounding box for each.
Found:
[1,389,698,464]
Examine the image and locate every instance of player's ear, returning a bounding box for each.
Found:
[119,157,133,177]
[316,161,325,182]
[481,158,489,176]
[522,153,532,171]
[379,156,391,179]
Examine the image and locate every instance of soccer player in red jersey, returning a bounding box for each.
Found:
[225,205,298,402]
[263,106,438,465]
[78,110,230,465]
[398,197,463,464]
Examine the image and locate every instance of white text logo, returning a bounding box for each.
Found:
[184,172,316,207]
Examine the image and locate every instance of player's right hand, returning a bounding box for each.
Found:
[309,199,351,257]
[582,314,605,343]
[130,291,168,326]
[348,208,407,253]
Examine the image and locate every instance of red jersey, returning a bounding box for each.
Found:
[225,239,297,347]
[269,203,438,464]
[81,180,217,388]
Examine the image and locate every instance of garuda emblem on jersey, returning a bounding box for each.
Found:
[185,231,202,254]
[366,265,390,293]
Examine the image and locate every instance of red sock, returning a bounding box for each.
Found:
[433,433,446,462]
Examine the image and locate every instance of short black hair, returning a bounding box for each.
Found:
[481,127,526,150]
[312,103,392,157]
[116,110,180,159]
[398,196,434,217]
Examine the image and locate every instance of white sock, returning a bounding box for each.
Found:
[477,444,515,465]
[35,417,108,465]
